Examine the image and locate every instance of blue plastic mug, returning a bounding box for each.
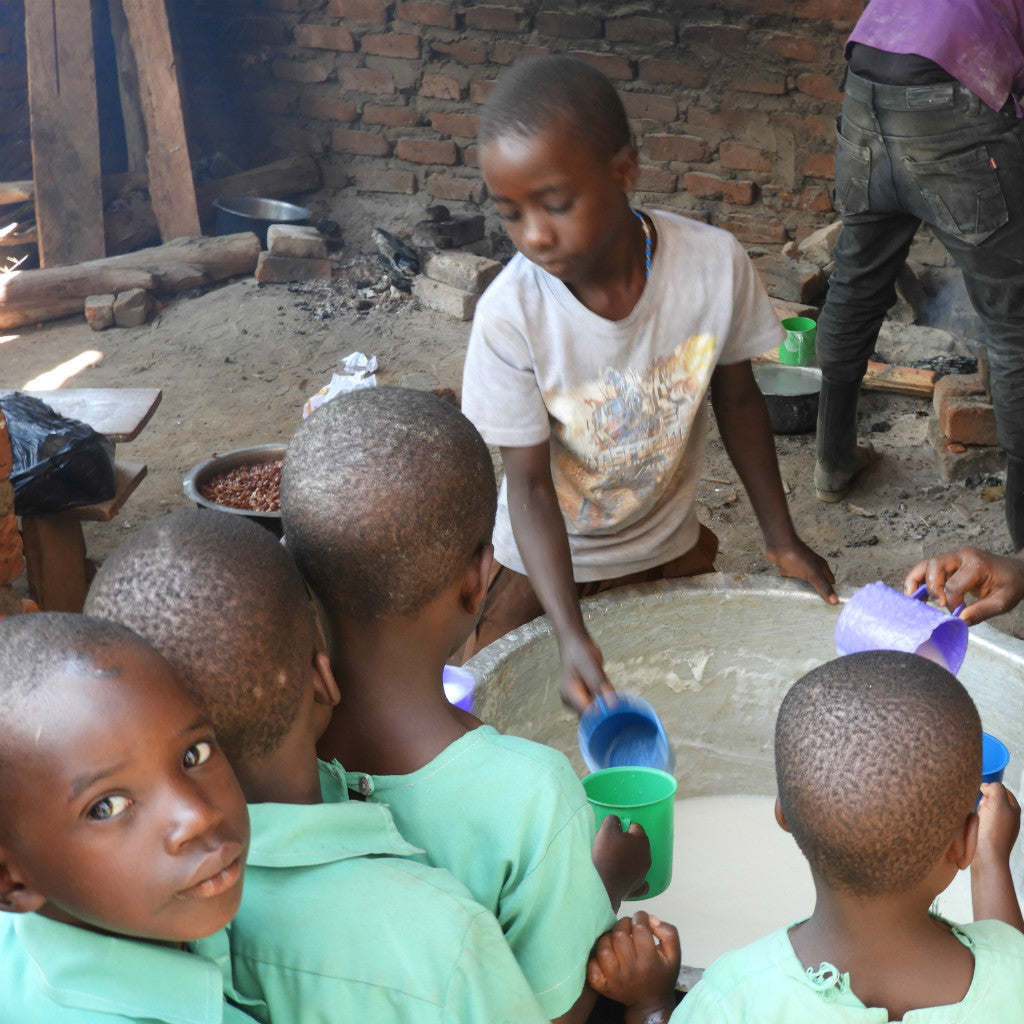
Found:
[578,692,674,774]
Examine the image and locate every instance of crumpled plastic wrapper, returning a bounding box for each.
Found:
[303,352,378,418]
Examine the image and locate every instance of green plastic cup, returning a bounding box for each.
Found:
[779,316,817,366]
[582,766,678,899]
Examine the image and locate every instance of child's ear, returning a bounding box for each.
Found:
[946,810,980,870]
[611,142,640,195]
[774,796,792,833]
[0,853,46,914]
[461,543,494,616]
[310,648,340,709]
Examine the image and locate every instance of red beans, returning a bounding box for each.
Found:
[199,460,282,512]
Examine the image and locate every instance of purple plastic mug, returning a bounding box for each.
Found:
[835,581,969,674]
[442,664,475,713]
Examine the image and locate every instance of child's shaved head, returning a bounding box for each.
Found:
[85,508,318,764]
[479,54,632,160]
[281,386,496,622]
[776,650,981,897]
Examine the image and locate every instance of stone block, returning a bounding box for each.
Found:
[412,275,479,320]
[928,417,1005,482]
[255,252,333,283]
[267,224,328,260]
[412,212,486,250]
[770,298,819,322]
[933,373,998,446]
[85,294,116,331]
[421,251,502,294]
[932,373,984,420]
[754,253,826,305]
[113,288,154,328]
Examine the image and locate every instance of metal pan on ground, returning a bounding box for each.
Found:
[752,363,822,435]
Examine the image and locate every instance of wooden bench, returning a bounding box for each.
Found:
[1,387,161,612]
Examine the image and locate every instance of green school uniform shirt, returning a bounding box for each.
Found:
[0,911,254,1024]
[193,761,547,1024]
[673,917,1024,1022]
[342,724,618,1018]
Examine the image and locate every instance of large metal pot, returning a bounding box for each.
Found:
[752,364,821,435]
[212,197,310,248]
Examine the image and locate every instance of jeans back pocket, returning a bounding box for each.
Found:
[833,123,872,216]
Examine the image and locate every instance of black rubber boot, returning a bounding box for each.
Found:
[814,378,876,503]
[1005,454,1024,550]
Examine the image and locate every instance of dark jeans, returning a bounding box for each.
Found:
[817,69,1024,459]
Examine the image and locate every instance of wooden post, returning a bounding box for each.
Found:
[24,0,106,267]
[121,0,200,241]
[107,0,148,175]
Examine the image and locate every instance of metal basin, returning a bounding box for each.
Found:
[753,363,821,434]
[212,196,310,248]
[183,443,284,536]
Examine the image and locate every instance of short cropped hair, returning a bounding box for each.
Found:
[478,54,632,160]
[0,613,146,797]
[281,386,496,622]
[776,651,981,897]
[85,508,317,764]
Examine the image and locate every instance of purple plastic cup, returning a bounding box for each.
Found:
[442,664,475,713]
[834,581,969,674]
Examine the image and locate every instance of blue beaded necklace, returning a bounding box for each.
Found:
[633,208,652,280]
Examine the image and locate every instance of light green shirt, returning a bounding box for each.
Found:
[0,911,254,1023]
[195,761,547,1024]
[674,917,1024,1022]
[343,724,617,1018]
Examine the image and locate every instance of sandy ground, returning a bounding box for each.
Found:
[4,249,1023,640]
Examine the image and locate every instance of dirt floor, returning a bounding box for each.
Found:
[5,240,1024,641]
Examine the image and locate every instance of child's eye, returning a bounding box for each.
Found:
[546,200,572,215]
[183,741,213,769]
[88,794,132,821]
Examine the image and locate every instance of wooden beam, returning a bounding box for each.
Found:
[754,351,937,398]
[24,0,106,267]
[121,0,200,241]
[107,0,148,174]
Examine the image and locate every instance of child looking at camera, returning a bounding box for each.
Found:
[0,613,254,1024]
[587,650,1024,1022]
[85,507,549,1024]
[460,54,836,713]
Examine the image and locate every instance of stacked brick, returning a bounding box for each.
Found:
[0,407,29,616]
[256,224,333,282]
[412,249,502,320]
[168,0,867,249]
[931,374,1004,482]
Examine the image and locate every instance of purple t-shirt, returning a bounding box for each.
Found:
[848,0,1024,112]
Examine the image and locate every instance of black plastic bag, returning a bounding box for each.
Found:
[3,393,116,516]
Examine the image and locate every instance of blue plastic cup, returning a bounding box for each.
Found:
[578,692,674,773]
[982,732,1010,784]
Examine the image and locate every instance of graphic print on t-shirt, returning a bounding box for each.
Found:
[545,333,717,535]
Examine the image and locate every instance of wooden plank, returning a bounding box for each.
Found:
[121,0,200,241]
[21,514,88,611]
[753,351,937,398]
[107,0,148,174]
[0,388,162,442]
[0,182,34,205]
[65,460,148,522]
[24,0,106,267]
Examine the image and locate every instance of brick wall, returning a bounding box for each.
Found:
[172,0,860,247]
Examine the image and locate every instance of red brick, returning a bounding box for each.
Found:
[719,214,788,245]
[728,73,787,95]
[420,73,462,100]
[326,0,389,21]
[0,513,23,588]
[934,376,999,446]
[354,169,417,193]
[293,23,355,51]
[463,144,480,167]
[272,57,331,83]
[299,94,358,122]
[792,0,863,20]
[683,173,756,205]
[802,151,835,179]
[332,128,390,155]
[0,416,10,479]
[360,33,420,59]
[465,5,522,31]
[433,39,489,64]
[429,111,478,138]
[396,138,458,164]
[755,252,826,301]
[253,87,300,115]
[796,73,844,103]
[770,111,833,139]
[395,1,457,28]
[338,67,396,94]
[536,11,602,38]
[766,33,820,62]
[470,79,496,105]
[621,92,677,123]
[362,103,419,127]
[681,25,747,50]
[636,166,677,193]
[728,0,787,11]
[572,51,632,81]
[605,16,675,45]
[720,143,772,173]
[762,185,834,213]
[426,173,486,204]
[646,134,710,164]
[270,124,323,154]
[688,106,752,132]
[492,40,549,65]
[638,58,705,88]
